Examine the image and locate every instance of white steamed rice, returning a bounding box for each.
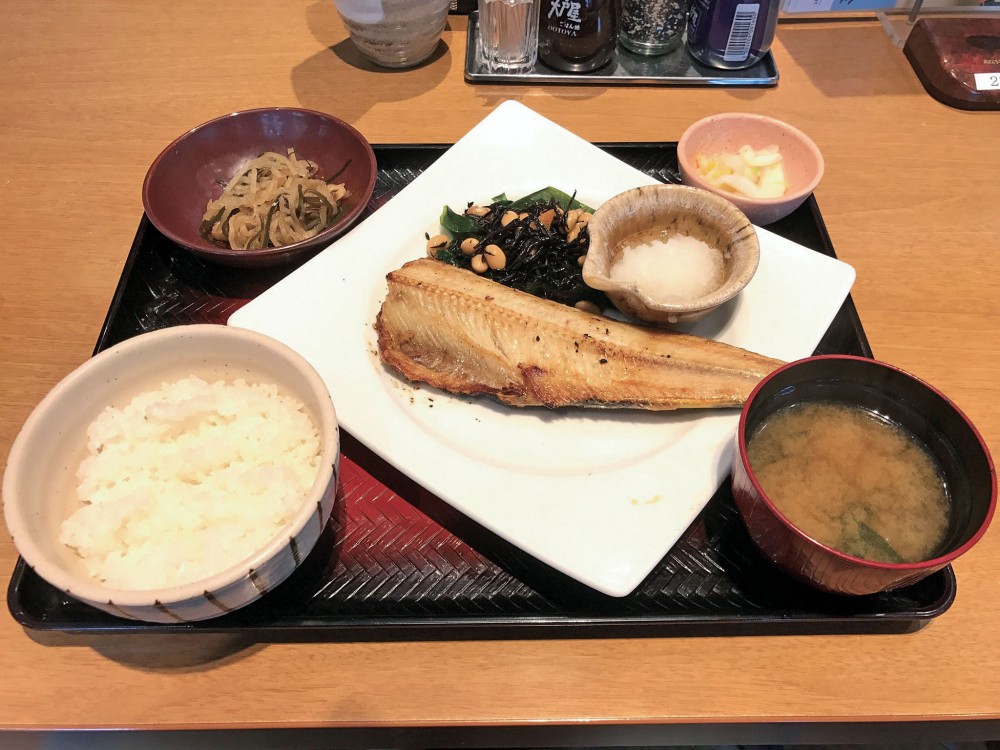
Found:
[59,375,321,591]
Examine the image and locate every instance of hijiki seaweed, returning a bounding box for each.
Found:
[427,188,605,308]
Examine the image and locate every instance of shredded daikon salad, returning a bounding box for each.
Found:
[201,149,350,250]
[695,145,788,199]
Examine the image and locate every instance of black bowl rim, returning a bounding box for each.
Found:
[141,106,378,261]
[736,354,998,571]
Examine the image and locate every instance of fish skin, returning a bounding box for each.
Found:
[375,258,784,410]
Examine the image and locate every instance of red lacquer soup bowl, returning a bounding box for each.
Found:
[732,355,996,596]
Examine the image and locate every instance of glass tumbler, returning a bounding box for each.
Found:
[478,0,541,73]
[620,0,689,55]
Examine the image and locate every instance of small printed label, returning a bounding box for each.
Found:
[974,72,1000,91]
[723,3,759,62]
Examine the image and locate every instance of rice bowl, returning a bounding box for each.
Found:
[2,324,340,623]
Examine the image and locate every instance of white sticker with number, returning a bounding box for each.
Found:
[974,72,1000,92]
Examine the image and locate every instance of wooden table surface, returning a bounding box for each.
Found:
[1,0,998,741]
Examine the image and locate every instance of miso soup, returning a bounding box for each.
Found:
[746,401,950,563]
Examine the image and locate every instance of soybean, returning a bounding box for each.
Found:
[484,244,507,271]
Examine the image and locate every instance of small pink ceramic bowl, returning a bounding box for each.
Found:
[732,355,996,596]
[677,113,824,226]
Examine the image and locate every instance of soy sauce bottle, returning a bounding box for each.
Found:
[538,0,620,73]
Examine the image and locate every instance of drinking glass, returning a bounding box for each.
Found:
[478,0,541,73]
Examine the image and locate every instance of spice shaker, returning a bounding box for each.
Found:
[620,0,689,55]
[538,0,620,73]
[686,0,779,69]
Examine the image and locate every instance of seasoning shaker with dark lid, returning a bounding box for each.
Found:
[538,0,620,73]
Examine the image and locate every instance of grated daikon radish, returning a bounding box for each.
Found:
[611,234,724,303]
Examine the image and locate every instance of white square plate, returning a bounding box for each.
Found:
[229,101,856,597]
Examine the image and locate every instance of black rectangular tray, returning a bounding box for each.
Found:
[7,143,955,640]
[464,11,779,86]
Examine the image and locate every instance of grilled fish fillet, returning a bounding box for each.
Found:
[375,258,783,410]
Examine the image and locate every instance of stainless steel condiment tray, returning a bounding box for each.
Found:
[464,11,779,86]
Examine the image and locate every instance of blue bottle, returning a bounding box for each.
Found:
[686,0,779,69]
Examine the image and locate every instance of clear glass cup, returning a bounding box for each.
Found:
[334,0,450,69]
[478,0,541,73]
[620,0,689,55]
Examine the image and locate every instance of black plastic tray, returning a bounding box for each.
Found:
[464,11,779,86]
[7,143,956,640]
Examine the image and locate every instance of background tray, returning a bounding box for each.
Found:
[464,11,779,86]
[7,143,955,640]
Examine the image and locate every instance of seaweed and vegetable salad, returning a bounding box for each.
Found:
[425,187,605,308]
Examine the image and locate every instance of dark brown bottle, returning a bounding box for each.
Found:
[538,0,620,73]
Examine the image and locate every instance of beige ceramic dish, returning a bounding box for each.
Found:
[677,112,825,226]
[333,0,450,69]
[2,324,340,623]
[583,184,760,326]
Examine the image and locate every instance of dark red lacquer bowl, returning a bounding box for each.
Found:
[142,107,377,269]
[732,355,996,596]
